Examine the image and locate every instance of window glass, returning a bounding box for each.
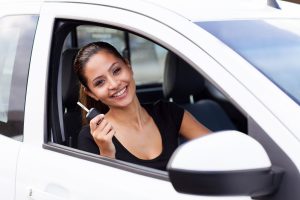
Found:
[75,25,167,85]
[129,34,167,85]
[77,25,125,52]
[0,25,20,122]
[197,19,300,105]
[62,32,72,51]
[0,15,38,141]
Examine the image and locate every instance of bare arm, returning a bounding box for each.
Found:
[179,110,211,140]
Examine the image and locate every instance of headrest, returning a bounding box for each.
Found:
[61,48,80,109]
[163,52,205,100]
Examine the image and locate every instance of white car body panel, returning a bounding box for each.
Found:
[0,1,41,16]
[0,135,21,200]
[0,0,299,199]
[17,1,252,199]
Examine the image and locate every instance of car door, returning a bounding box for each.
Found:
[15,1,260,200]
[0,16,21,199]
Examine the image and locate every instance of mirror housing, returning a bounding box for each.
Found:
[167,131,283,198]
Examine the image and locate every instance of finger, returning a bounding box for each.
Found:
[102,122,113,135]
[106,129,116,139]
[92,120,110,139]
[97,118,109,131]
[96,114,105,126]
[90,114,105,131]
[91,120,108,139]
[96,118,103,126]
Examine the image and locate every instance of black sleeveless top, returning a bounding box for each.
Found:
[77,100,184,170]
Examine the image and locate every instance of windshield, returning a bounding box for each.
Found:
[197,20,300,105]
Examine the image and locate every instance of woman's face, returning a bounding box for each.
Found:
[83,50,136,109]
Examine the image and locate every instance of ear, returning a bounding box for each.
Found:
[83,86,99,101]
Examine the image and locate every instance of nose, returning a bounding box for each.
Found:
[107,75,119,90]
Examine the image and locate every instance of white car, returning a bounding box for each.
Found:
[1,0,300,199]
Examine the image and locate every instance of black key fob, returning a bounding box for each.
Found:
[86,108,102,122]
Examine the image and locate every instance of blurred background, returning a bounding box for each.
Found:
[286,0,300,3]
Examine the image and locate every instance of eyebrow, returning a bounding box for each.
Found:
[92,62,119,83]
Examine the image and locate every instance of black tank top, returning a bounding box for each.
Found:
[77,100,184,170]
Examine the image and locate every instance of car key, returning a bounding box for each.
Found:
[77,101,102,122]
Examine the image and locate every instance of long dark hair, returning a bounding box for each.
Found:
[73,41,126,125]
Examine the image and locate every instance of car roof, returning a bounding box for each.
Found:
[142,0,278,20]
[56,0,300,20]
[1,0,300,21]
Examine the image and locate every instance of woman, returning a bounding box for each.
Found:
[74,41,210,170]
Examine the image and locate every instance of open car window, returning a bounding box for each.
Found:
[63,25,167,86]
[48,19,247,173]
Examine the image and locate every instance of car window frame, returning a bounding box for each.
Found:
[46,18,171,180]
[47,16,250,179]
[42,2,255,181]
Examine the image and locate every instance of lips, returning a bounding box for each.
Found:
[111,86,127,98]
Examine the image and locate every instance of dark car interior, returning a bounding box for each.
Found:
[48,19,247,149]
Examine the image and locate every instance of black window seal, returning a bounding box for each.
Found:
[43,142,169,181]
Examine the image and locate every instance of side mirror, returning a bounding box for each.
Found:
[167,131,283,198]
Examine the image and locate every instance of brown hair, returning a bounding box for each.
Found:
[74,41,126,125]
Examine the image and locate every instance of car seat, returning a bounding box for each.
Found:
[163,52,237,133]
[61,48,82,147]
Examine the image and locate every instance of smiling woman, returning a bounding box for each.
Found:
[73,41,210,170]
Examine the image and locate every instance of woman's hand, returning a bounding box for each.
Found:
[90,114,116,158]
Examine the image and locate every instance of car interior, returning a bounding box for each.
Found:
[48,19,247,151]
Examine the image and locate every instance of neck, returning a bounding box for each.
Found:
[107,96,146,129]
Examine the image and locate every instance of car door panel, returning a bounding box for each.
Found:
[16,2,254,200]
[0,135,20,200]
[17,144,240,200]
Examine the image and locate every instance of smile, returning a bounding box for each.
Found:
[111,86,127,98]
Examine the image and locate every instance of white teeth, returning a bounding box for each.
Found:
[112,87,126,97]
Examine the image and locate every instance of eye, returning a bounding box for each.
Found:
[94,79,105,87]
[113,67,121,75]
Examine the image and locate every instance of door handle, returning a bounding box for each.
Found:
[28,188,67,200]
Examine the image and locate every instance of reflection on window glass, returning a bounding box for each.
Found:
[0,27,20,122]
[62,32,72,52]
[197,20,300,105]
[0,15,38,140]
[130,34,167,85]
[77,26,125,53]
[76,25,167,85]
